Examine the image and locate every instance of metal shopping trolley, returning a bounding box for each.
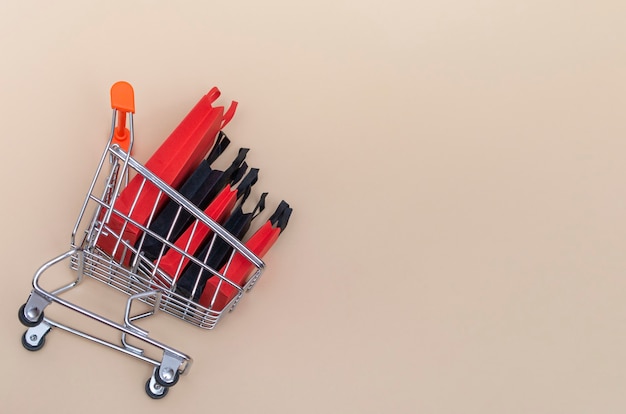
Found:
[17,82,266,399]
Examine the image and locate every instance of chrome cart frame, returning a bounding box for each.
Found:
[17,83,265,399]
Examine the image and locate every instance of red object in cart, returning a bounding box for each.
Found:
[97,88,237,265]
[156,184,238,285]
[199,201,292,310]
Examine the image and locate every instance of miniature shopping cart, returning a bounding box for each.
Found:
[17,82,266,399]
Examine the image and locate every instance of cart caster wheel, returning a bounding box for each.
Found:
[154,365,180,387]
[145,378,168,399]
[18,304,44,327]
[21,330,46,352]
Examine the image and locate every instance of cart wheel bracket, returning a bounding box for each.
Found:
[155,351,183,387]
[19,293,51,327]
[22,321,52,350]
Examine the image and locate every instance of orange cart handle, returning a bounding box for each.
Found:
[110,81,135,152]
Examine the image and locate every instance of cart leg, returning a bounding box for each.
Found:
[120,290,160,356]
[18,292,50,327]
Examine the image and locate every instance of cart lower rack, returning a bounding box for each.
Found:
[17,82,268,399]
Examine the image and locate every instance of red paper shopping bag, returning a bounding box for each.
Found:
[97,87,237,265]
[198,200,292,311]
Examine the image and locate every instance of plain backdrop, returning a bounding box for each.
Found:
[2,1,626,413]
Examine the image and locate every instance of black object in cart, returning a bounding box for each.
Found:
[139,134,249,261]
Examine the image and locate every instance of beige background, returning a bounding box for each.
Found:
[2,1,626,413]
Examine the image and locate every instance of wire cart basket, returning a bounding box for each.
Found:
[17,82,267,399]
